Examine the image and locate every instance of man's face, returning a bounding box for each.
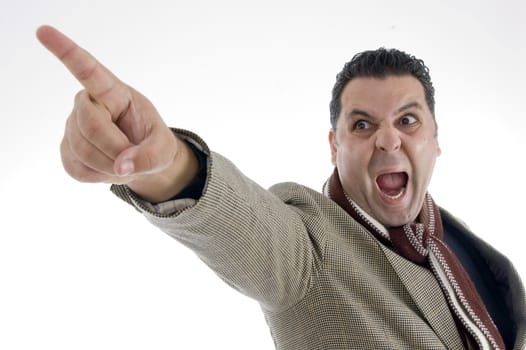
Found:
[329,75,441,227]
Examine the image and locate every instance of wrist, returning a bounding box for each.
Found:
[127,136,199,203]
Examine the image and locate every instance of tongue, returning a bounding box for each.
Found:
[376,172,407,195]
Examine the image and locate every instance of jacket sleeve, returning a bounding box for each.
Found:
[111,129,318,311]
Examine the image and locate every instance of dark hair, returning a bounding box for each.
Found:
[329,48,435,129]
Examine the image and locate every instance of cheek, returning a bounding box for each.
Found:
[413,135,439,156]
[412,142,439,182]
[335,144,349,165]
[336,145,365,175]
[330,146,337,166]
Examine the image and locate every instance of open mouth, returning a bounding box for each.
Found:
[376,172,408,200]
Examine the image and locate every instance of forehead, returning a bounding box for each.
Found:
[339,75,429,119]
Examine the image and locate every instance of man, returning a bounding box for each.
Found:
[37,25,525,349]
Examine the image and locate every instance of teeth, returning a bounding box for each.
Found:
[384,187,405,200]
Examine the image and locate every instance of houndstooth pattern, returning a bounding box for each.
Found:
[110,129,526,350]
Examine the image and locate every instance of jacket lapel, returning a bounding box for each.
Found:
[379,208,526,350]
[379,243,465,350]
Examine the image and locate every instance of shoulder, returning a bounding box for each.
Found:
[269,182,337,213]
[269,182,361,231]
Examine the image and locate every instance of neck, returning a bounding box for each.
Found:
[344,193,390,238]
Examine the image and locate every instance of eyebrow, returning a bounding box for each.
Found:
[344,101,424,120]
[345,109,374,120]
[396,101,423,114]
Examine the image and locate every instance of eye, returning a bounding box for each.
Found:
[400,114,418,126]
[353,120,372,131]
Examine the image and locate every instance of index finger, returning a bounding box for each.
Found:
[36,25,130,118]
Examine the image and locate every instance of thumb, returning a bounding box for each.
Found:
[114,146,138,176]
[114,134,176,177]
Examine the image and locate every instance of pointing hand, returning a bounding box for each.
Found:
[37,25,198,202]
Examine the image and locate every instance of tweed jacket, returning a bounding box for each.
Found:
[112,131,526,350]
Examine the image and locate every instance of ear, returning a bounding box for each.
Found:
[434,123,441,156]
[328,128,337,166]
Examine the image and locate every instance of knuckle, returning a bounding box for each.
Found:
[61,106,108,184]
[61,142,88,182]
[63,162,85,181]
[63,155,101,183]
[74,90,84,104]
[79,116,102,140]
[60,139,78,175]
[67,129,89,158]
[76,61,98,82]
[73,91,102,137]
[71,168,95,183]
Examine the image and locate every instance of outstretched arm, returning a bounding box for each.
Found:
[36,25,198,202]
[37,26,318,309]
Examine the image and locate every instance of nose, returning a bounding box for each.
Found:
[375,127,401,153]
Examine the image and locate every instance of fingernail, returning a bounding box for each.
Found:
[119,159,134,176]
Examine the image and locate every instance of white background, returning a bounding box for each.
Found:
[1,0,525,349]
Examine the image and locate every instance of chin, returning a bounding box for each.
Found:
[377,209,417,228]
[382,219,409,228]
